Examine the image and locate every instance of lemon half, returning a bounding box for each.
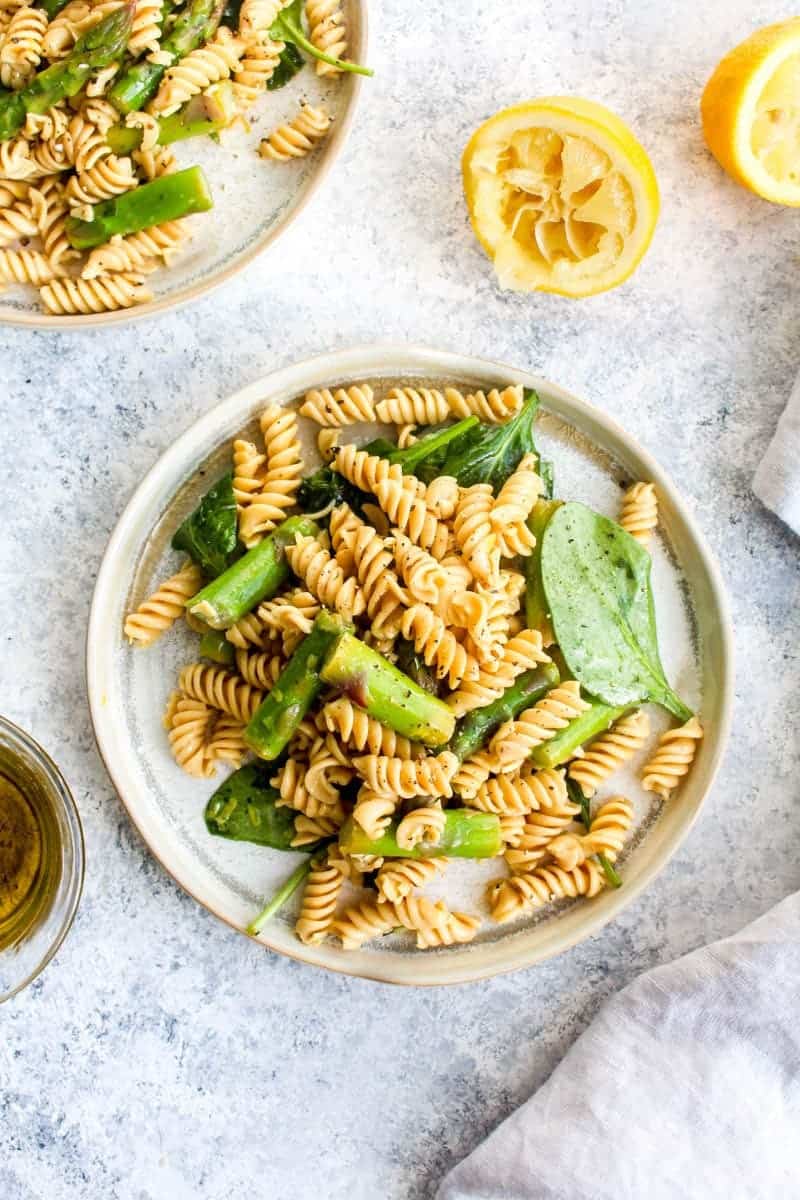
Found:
[702,18,800,206]
[462,98,660,298]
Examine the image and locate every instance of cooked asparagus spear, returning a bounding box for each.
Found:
[40,0,72,18]
[448,663,561,763]
[247,859,313,936]
[0,5,134,141]
[109,0,224,113]
[524,499,562,641]
[105,84,238,154]
[339,809,502,860]
[186,515,318,630]
[65,166,214,249]
[199,628,235,665]
[320,633,456,747]
[245,612,350,761]
[530,700,633,770]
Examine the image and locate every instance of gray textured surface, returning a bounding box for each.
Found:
[1,2,799,1198]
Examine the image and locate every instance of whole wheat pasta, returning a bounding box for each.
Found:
[353,751,458,800]
[548,797,635,870]
[400,603,479,689]
[488,859,605,924]
[205,714,248,768]
[291,814,341,848]
[350,523,408,635]
[444,384,524,423]
[285,534,365,619]
[424,475,460,520]
[447,629,551,717]
[353,785,397,841]
[373,477,450,559]
[178,662,264,724]
[454,484,500,585]
[567,710,651,797]
[503,798,582,874]
[300,383,375,426]
[396,805,447,850]
[490,681,591,773]
[239,406,303,546]
[82,222,189,278]
[391,531,448,605]
[619,481,658,545]
[233,34,284,108]
[641,717,703,798]
[375,858,448,904]
[295,856,347,945]
[0,6,48,89]
[150,29,245,116]
[232,438,267,507]
[167,695,216,777]
[39,272,152,314]
[305,0,346,76]
[321,697,415,759]
[124,561,204,645]
[259,102,330,161]
[466,766,568,816]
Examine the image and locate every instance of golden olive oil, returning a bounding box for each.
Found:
[0,758,62,952]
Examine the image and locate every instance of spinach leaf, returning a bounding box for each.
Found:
[541,502,692,720]
[297,466,371,517]
[428,388,544,491]
[382,418,478,477]
[267,41,304,89]
[171,472,238,578]
[270,0,372,76]
[204,764,315,849]
[219,0,242,27]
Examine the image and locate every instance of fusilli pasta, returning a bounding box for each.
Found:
[124,561,204,645]
[641,717,703,798]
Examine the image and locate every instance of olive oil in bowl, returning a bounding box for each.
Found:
[0,718,84,1001]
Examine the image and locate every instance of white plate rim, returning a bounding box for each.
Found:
[0,3,368,331]
[86,343,735,986]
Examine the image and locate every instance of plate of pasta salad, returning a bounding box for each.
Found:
[0,0,368,326]
[87,345,733,985]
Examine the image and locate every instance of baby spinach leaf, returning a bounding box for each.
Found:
[269,0,372,76]
[541,502,692,720]
[267,41,304,89]
[297,466,371,517]
[172,472,238,579]
[205,764,315,849]
[429,388,543,491]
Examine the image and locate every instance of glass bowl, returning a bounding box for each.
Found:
[0,717,84,1002]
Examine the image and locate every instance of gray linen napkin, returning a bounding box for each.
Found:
[753,377,800,535]
[437,893,800,1200]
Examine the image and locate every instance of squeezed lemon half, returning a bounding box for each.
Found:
[462,98,660,298]
[702,18,800,205]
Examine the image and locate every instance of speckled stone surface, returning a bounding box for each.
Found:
[2,2,800,1197]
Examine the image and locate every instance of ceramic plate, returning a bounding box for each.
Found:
[0,2,367,329]
[87,345,733,985]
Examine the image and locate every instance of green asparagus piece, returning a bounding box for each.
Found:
[247,859,313,935]
[448,663,561,763]
[109,0,224,113]
[0,4,134,141]
[245,612,349,761]
[524,498,563,641]
[320,633,456,747]
[199,629,235,665]
[105,84,237,154]
[65,166,214,249]
[339,810,502,860]
[530,700,633,770]
[40,0,72,18]
[186,516,317,630]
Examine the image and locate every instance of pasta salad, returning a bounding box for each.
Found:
[0,0,369,315]
[124,378,703,951]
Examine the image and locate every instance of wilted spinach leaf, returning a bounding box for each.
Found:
[421,388,543,490]
[205,764,315,850]
[172,472,238,579]
[541,502,692,720]
[267,41,304,89]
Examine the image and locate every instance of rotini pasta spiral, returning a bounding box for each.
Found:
[0,189,36,246]
[351,524,408,636]
[374,857,447,904]
[498,813,526,846]
[39,272,152,314]
[329,502,362,571]
[321,697,415,759]
[333,443,405,494]
[451,749,500,800]
[272,758,345,822]
[375,386,450,426]
[0,247,56,287]
[317,427,339,463]
[488,859,605,924]
[391,531,448,604]
[567,710,650,797]
[258,588,321,635]
[388,894,454,948]
[225,611,276,651]
[548,796,634,870]
[305,737,352,806]
[353,751,458,800]
[331,898,396,949]
[291,813,341,847]
[238,0,280,38]
[305,0,346,76]
[82,221,189,278]
[641,717,703,798]
[400,603,479,689]
[232,438,267,506]
[204,714,248,767]
[239,406,303,546]
[128,0,163,56]
[22,104,70,142]
[454,484,500,585]
[490,453,541,557]
[446,629,551,717]
[503,797,582,874]
[65,154,137,205]
[490,681,591,773]
[424,475,459,520]
[124,561,204,645]
[167,694,216,777]
[0,6,47,88]
[0,136,36,180]
[619,481,658,545]
[300,383,376,426]
[233,34,284,108]
[353,784,397,840]
[443,384,523,423]
[179,662,264,724]
[373,477,449,559]
[466,765,568,816]
[295,857,346,945]
[259,102,331,161]
[417,910,480,948]
[150,29,245,116]
[396,805,447,850]
[285,534,366,619]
